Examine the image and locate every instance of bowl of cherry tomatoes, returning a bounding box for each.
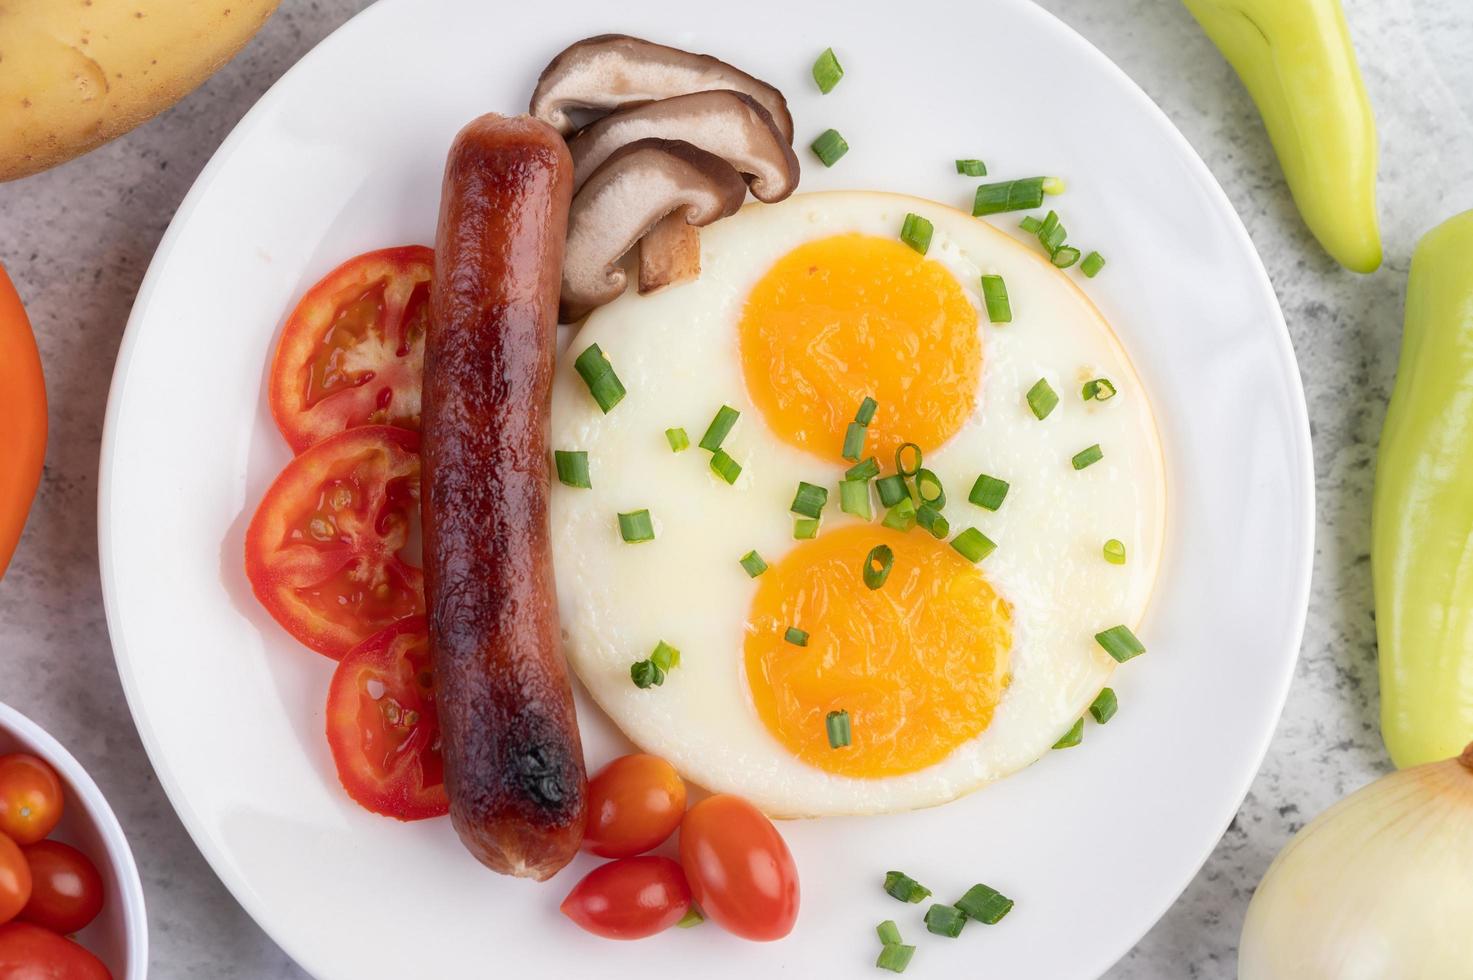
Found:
[0,700,146,979]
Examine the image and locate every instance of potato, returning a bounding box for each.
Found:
[0,0,279,181]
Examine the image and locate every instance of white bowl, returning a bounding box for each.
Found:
[0,701,147,979]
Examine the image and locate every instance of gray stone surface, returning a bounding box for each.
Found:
[0,1,1468,976]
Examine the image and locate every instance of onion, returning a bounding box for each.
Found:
[1239,742,1473,978]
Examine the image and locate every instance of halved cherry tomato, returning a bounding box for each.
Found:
[20,841,103,934]
[0,755,63,845]
[0,922,110,979]
[245,425,423,658]
[583,754,685,858]
[325,617,447,820]
[679,794,799,941]
[560,856,691,940]
[0,834,32,925]
[269,246,432,453]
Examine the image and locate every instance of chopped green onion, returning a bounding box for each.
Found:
[1042,176,1066,195]
[554,450,591,489]
[699,405,740,452]
[955,884,1014,924]
[1095,624,1145,662]
[1089,687,1119,724]
[980,274,1012,323]
[677,905,704,928]
[650,640,680,672]
[923,903,967,938]
[791,481,829,519]
[895,442,923,477]
[876,474,909,508]
[1041,221,1068,254]
[1027,378,1059,420]
[1052,246,1081,269]
[630,659,665,689]
[794,517,821,539]
[955,158,987,177]
[840,478,873,521]
[876,920,903,946]
[1039,210,1060,238]
[915,504,949,539]
[846,456,881,481]
[1072,444,1103,470]
[739,550,768,578]
[785,626,809,647]
[882,497,917,531]
[1019,215,1044,234]
[876,944,916,974]
[900,213,934,255]
[951,527,996,562]
[1103,538,1127,565]
[1081,250,1106,277]
[811,128,849,167]
[863,544,894,589]
[812,47,844,93]
[1052,717,1084,749]
[914,468,946,507]
[617,509,654,543]
[573,343,626,413]
[968,474,1009,511]
[665,427,690,452]
[972,177,1046,216]
[883,871,932,904]
[842,421,867,461]
[856,396,879,426]
[709,448,743,484]
[825,709,851,748]
[1082,378,1117,401]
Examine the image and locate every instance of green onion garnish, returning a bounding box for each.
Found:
[630,659,664,689]
[1042,176,1066,195]
[1052,717,1084,749]
[842,421,867,461]
[812,47,844,93]
[876,944,916,974]
[923,904,967,938]
[1072,444,1103,470]
[916,504,949,539]
[791,481,829,519]
[968,474,1009,511]
[972,177,1046,216]
[1039,210,1060,238]
[794,517,821,539]
[1052,246,1081,269]
[1089,687,1118,724]
[665,427,690,452]
[846,456,881,481]
[840,478,873,521]
[900,213,934,255]
[876,474,909,508]
[856,396,878,426]
[1081,250,1106,277]
[955,884,1014,924]
[573,343,626,413]
[884,871,932,904]
[1082,378,1117,401]
[554,450,591,489]
[863,544,894,589]
[650,640,680,672]
[709,448,743,484]
[785,626,809,647]
[895,442,923,477]
[914,468,945,507]
[1019,215,1044,234]
[882,497,917,531]
[951,527,996,562]
[1041,221,1068,254]
[617,509,654,543]
[699,405,740,452]
[811,128,849,167]
[980,274,1011,324]
[955,158,987,177]
[876,920,903,946]
[1027,378,1059,420]
[739,550,768,578]
[1103,538,1127,565]
[677,906,704,928]
[1095,624,1145,662]
[826,709,852,748]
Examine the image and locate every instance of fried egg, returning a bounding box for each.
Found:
[549,191,1164,816]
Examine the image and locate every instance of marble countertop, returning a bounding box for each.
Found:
[2,1,1469,976]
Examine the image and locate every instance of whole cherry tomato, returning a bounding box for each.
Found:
[20,841,104,934]
[0,755,63,845]
[560,856,691,940]
[583,754,686,858]
[0,922,111,979]
[679,794,799,941]
[0,834,32,925]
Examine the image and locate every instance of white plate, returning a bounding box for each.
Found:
[98,0,1312,976]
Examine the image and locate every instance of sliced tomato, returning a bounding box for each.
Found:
[269,246,432,453]
[325,617,446,820]
[245,425,423,658]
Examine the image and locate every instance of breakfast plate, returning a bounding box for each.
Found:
[98,0,1313,976]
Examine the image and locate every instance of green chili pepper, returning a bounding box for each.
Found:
[1373,209,1473,768]
[1182,0,1381,273]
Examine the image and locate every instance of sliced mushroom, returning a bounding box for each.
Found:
[569,90,799,204]
[638,213,702,295]
[530,34,794,144]
[561,138,747,321]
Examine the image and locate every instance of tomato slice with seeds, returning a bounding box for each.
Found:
[326,617,447,820]
[245,425,423,658]
[269,246,432,453]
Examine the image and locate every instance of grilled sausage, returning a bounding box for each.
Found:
[423,114,586,880]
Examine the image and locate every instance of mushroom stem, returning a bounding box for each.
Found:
[639,214,702,294]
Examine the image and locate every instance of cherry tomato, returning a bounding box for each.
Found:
[679,794,798,941]
[325,617,447,820]
[245,425,423,658]
[583,754,686,858]
[269,246,432,453]
[0,756,63,846]
[0,264,46,581]
[560,856,691,940]
[0,834,32,926]
[19,841,103,934]
[0,922,110,979]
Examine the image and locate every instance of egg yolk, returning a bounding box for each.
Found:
[745,525,1013,778]
[739,233,982,461]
